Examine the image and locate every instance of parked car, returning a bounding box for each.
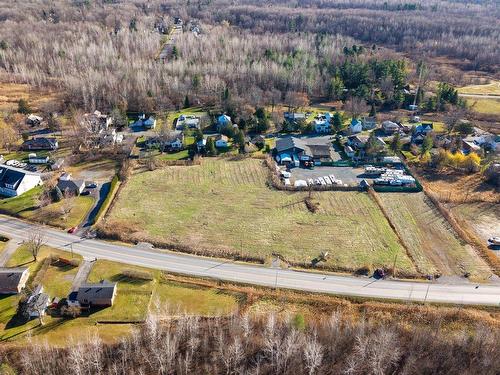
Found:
[67,226,78,234]
[307,178,314,186]
[80,191,90,196]
[374,268,385,279]
[323,176,332,185]
[86,183,98,189]
[488,237,500,246]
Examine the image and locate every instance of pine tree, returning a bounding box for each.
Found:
[184,95,190,109]
[332,112,343,132]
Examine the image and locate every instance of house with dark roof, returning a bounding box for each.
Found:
[0,165,42,197]
[57,179,85,196]
[275,137,334,165]
[0,267,29,294]
[347,135,369,150]
[22,137,58,151]
[76,281,117,307]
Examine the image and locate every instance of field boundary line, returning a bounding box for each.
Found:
[366,187,425,276]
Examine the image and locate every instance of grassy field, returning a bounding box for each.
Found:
[0,82,60,112]
[0,188,94,229]
[449,202,500,245]
[86,259,240,321]
[108,158,415,273]
[466,98,500,115]
[458,81,500,96]
[379,193,491,279]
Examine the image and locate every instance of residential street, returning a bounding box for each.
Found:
[1,215,499,306]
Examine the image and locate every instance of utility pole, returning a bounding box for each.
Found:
[392,254,397,278]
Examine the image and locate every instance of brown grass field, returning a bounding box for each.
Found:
[107,158,416,274]
[378,193,492,280]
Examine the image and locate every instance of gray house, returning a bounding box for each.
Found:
[77,281,117,307]
[0,267,29,294]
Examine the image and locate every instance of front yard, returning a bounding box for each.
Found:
[0,189,94,229]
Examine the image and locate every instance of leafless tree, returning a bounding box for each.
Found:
[26,229,46,262]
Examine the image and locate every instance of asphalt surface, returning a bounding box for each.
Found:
[1,215,499,306]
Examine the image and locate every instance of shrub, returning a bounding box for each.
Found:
[122,269,154,281]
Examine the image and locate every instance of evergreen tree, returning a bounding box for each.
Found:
[390,133,402,154]
[18,99,31,114]
[332,112,343,132]
[206,137,217,156]
[52,186,63,202]
[369,104,376,117]
[183,95,190,108]
[194,128,203,142]
[234,130,246,153]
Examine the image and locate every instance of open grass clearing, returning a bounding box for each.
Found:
[379,193,491,279]
[86,259,241,321]
[154,281,240,316]
[466,98,500,115]
[458,81,500,96]
[108,158,415,273]
[449,202,500,245]
[0,82,60,113]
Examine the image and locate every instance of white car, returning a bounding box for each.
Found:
[280,170,291,178]
[307,178,314,186]
[323,176,332,185]
[294,180,308,187]
[487,237,500,246]
[318,177,326,185]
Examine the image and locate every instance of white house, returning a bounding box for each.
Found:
[176,115,200,130]
[215,134,229,148]
[313,113,332,133]
[349,119,363,134]
[0,165,42,197]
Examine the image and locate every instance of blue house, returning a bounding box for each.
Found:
[217,114,232,130]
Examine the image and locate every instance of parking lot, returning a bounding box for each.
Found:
[290,166,366,186]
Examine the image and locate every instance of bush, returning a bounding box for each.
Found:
[122,269,154,281]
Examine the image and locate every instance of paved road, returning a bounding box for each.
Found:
[1,215,499,306]
[458,93,500,99]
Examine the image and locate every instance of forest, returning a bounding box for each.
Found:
[0,0,498,113]
[3,311,499,375]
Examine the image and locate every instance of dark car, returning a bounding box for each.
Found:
[86,183,98,189]
[80,191,90,196]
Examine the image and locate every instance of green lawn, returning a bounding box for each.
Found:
[108,158,415,272]
[154,281,239,316]
[0,189,94,229]
[86,259,240,321]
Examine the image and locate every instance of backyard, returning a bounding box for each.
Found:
[107,158,416,273]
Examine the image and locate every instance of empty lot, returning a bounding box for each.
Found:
[379,193,492,279]
[108,158,416,273]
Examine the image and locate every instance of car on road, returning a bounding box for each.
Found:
[67,226,78,234]
[488,237,500,246]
